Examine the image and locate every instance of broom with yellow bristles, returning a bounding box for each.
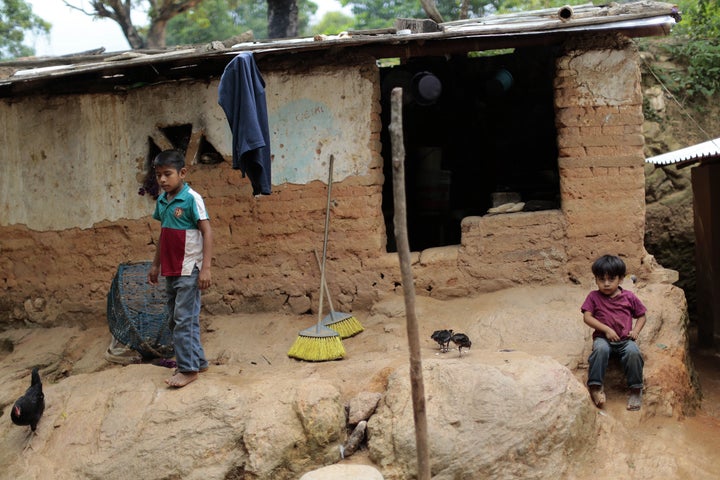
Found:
[287,155,345,361]
[313,249,364,339]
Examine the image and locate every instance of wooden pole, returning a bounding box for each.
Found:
[389,86,431,480]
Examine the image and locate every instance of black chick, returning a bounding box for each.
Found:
[450,333,472,356]
[11,367,45,433]
[431,329,453,353]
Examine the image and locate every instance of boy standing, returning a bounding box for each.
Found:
[581,254,647,411]
[148,150,213,388]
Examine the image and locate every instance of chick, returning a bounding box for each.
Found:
[450,333,472,356]
[430,329,453,353]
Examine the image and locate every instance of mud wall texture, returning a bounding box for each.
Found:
[554,35,649,279]
[0,37,657,328]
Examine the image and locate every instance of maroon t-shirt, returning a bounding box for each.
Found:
[581,288,647,340]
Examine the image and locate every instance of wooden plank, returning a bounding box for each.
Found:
[395,18,440,33]
[151,128,174,151]
[184,129,204,165]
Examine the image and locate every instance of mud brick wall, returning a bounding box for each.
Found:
[0,57,389,327]
[0,35,655,327]
[0,167,387,327]
[457,210,568,291]
[435,35,650,292]
[553,35,649,280]
[199,165,387,316]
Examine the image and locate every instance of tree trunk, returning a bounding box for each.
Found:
[146,19,169,49]
[267,0,299,39]
[78,0,202,49]
[81,0,145,49]
[420,0,444,23]
[146,0,204,48]
[460,0,469,20]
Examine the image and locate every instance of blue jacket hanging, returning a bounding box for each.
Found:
[218,52,272,195]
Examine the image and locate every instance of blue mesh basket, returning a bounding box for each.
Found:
[107,261,174,358]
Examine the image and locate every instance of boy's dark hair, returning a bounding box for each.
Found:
[591,254,626,279]
[153,150,185,170]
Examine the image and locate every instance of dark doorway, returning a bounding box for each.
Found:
[380,46,561,252]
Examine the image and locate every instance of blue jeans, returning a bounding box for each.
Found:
[587,337,644,389]
[165,267,208,373]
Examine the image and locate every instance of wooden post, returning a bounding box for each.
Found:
[389,86,431,480]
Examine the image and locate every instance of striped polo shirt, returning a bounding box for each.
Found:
[153,183,209,277]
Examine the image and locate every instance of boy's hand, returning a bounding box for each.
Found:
[198,268,212,291]
[605,328,620,342]
[148,264,160,285]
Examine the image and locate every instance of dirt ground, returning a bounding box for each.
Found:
[198,290,720,479]
[566,341,720,479]
[3,288,720,479]
[340,323,720,479]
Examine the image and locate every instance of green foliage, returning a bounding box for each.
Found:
[432,0,500,19]
[339,0,423,30]
[166,0,244,45]
[674,0,720,38]
[496,0,589,13]
[337,0,506,30]
[166,0,318,44]
[469,48,514,57]
[311,11,354,35]
[229,0,272,39]
[663,41,720,98]
[295,0,320,36]
[642,96,662,123]
[661,0,720,99]
[338,0,591,30]
[0,0,50,60]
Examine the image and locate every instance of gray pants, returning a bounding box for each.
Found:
[165,267,208,373]
[587,337,644,390]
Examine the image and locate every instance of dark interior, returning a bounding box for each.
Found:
[380,46,561,252]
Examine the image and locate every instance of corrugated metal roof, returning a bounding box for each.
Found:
[645,138,720,166]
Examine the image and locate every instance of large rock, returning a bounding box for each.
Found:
[366,354,596,480]
[299,464,384,480]
[1,363,346,480]
[0,283,698,479]
[367,280,697,418]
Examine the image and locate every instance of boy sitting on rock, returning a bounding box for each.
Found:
[581,254,646,411]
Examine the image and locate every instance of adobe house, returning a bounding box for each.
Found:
[0,2,681,326]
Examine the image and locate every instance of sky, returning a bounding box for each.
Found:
[26,0,348,57]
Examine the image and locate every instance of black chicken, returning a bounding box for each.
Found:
[450,333,472,356]
[11,367,45,433]
[431,329,453,353]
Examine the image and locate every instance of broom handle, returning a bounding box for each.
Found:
[313,248,337,318]
[317,155,334,328]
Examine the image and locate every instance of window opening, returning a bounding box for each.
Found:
[140,126,225,199]
[197,136,224,165]
[160,124,193,152]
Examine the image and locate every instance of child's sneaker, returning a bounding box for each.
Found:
[627,388,642,411]
[589,386,606,408]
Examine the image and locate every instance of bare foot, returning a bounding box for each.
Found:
[165,371,198,388]
[589,386,606,408]
[627,388,642,411]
